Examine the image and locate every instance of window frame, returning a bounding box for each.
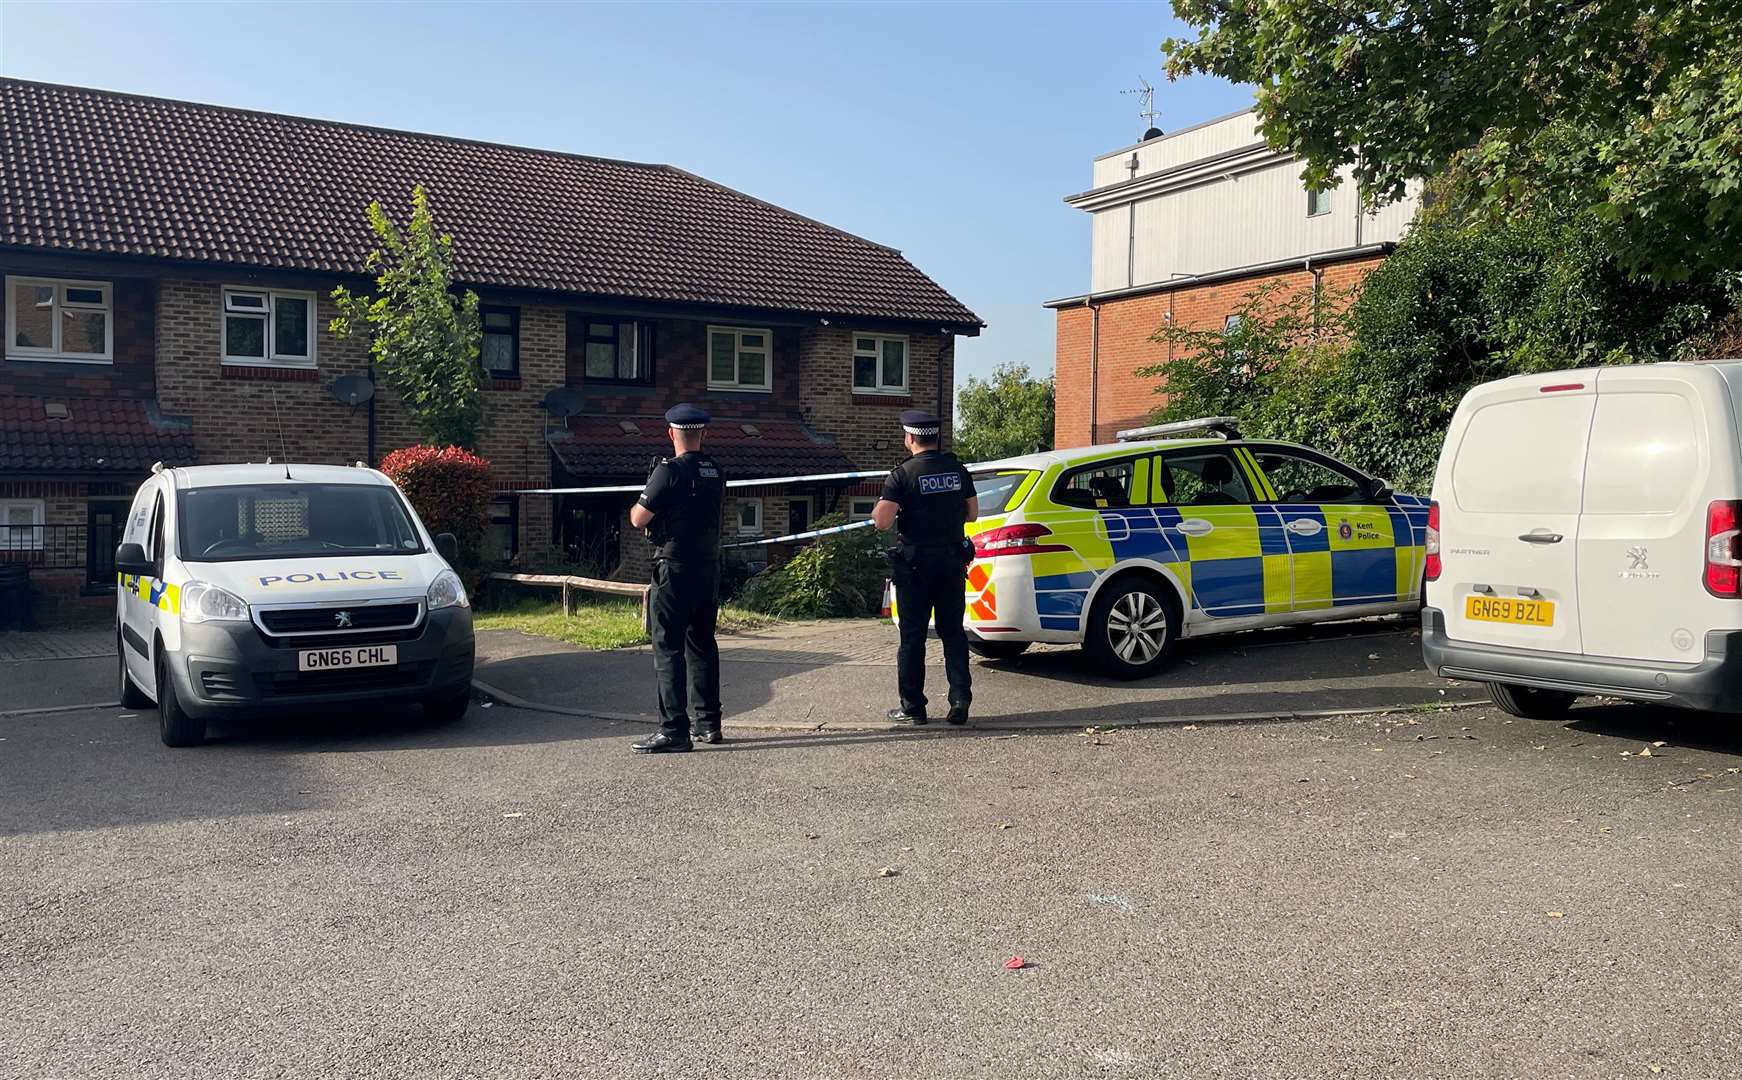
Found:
[851,332,910,395]
[0,498,46,551]
[479,305,521,378]
[707,325,774,392]
[220,286,317,368]
[1306,187,1333,217]
[579,317,653,385]
[487,495,519,559]
[735,497,763,536]
[1245,443,1381,505]
[5,276,114,364]
[848,496,880,520]
[1153,447,1256,507]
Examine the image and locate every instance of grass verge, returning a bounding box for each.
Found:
[473,596,775,650]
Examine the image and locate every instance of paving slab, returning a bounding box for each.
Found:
[474,616,1487,731]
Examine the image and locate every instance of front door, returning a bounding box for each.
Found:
[86,499,130,590]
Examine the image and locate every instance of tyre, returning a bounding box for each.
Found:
[1486,681,1577,720]
[1083,576,1178,680]
[155,651,205,747]
[424,687,471,724]
[967,639,1031,660]
[118,631,150,710]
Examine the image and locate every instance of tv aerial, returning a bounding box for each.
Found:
[1122,77,1164,141]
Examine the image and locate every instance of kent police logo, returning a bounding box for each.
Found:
[918,472,963,495]
[1337,519,1354,541]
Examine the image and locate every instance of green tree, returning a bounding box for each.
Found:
[1163,1,1742,282]
[953,362,1055,463]
[331,185,484,447]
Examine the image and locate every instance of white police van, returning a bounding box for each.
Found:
[116,463,475,746]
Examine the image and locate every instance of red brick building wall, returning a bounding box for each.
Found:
[1053,255,1385,448]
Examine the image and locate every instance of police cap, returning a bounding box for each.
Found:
[899,409,941,437]
[665,403,710,430]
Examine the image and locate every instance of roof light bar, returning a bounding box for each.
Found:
[1115,416,1244,442]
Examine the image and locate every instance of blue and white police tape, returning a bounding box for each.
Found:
[722,518,878,549]
[518,469,892,496]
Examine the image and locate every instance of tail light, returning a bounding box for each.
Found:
[1424,500,1441,582]
[1705,500,1742,597]
[973,523,1068,558]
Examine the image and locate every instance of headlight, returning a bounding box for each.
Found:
[427,568,469,611]
[181,581,250,623]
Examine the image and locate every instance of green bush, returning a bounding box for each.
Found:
[737,514,888,618]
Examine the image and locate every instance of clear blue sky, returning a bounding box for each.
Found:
[0,0,1252,388]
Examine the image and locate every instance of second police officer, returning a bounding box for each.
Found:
[628,404,727,754]
[872,409,979,726]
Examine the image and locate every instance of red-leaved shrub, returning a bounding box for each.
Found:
[380,445,494,564]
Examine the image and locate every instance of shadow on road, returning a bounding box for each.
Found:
[1565,701,1742,758]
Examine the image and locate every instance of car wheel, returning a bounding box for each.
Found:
[1487,681,1577,720]
[118,631,151,710]
[424,687,471,725]
[155,651,205,747]
[967,639,1031,660]
[1084,577,1177,680]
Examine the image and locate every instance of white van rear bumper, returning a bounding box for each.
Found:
[1422,607,1742,713]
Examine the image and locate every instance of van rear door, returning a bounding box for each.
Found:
[1437,374,1596,655]
[1576,366,1725,662]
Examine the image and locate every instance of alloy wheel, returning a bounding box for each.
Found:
[1106,590,1168,664]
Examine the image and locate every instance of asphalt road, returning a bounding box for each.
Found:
[4,682,1741,1079]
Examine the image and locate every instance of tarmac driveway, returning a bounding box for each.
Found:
[475,615,1486,730]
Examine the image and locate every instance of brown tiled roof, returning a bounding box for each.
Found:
[552,415,856,481]
[0,395,197,474]
[0,79,982,330]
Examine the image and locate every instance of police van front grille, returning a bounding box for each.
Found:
[257,603,421,636]
[255,662,431,696]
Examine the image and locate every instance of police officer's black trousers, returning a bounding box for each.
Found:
[648,558,721,740]
[895,550,971,716]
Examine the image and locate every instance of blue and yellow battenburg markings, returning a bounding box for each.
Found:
[118,573,181,614]
[1013,465,1430,634]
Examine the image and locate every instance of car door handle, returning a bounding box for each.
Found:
[1518,531,1564,544]
[1176,518,1214,537]
[1285,519,1324,536]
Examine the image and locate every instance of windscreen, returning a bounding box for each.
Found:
[177,483,423,562]
[972,471,1035,515]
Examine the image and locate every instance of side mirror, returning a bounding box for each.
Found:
[1366,477,1395,503]
[434,532,459,565]
[115,542,152,576]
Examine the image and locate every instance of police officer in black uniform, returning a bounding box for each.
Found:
[873,409,979,726]
[629,404,727,753]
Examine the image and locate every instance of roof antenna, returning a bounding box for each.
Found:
[1122,77,1164,142]
[271,388,291,479]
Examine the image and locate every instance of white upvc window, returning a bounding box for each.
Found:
[851,332,908,394]
[221,287,316,366]
[0,499,45,551]
[735,498,763,536]
[1306,187,1332,217]
[707,325,773,391]
[5,277,113,363]
[849,496,880,521]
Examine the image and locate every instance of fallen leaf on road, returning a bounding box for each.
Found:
[1003,956,1027,970]
[1367,653,1380,660]
[1652,740,1667,747]
[1532,745,1547,751]
[1547,911,1566,918]
[503,812,524,819]
[1649,1066,1664,1074]
[1181,724,1199,731]
[480,701,493,709]
[803,833,819,840]
[995,823,1014,830]
[1621,751,1634,757]
[876,866,900,878]
[993,734,1019,741]
[1224,791,1240,799]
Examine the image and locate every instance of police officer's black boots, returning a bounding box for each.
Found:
[945,704,969,726]
[886,707,927,726]
[692,721,722,745]
[632,732,692,754]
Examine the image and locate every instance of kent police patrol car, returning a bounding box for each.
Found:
[932,418,1430,679]
[115,463,476,746]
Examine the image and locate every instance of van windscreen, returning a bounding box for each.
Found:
[177,483,424,562]
[973,471,1036,514]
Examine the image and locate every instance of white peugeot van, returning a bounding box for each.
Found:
[116,463,476,746]
[1422,362,1742,718]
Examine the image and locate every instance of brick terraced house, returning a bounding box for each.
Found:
[1047,108,1420,447]
[0,79,981,619]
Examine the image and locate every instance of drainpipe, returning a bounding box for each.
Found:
[1306,257,1324,335]
[366,365,377,465]
[1087,297,1102,445]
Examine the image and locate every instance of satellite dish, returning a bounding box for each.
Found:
[330,374,375,407]
[541,387,585,418]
